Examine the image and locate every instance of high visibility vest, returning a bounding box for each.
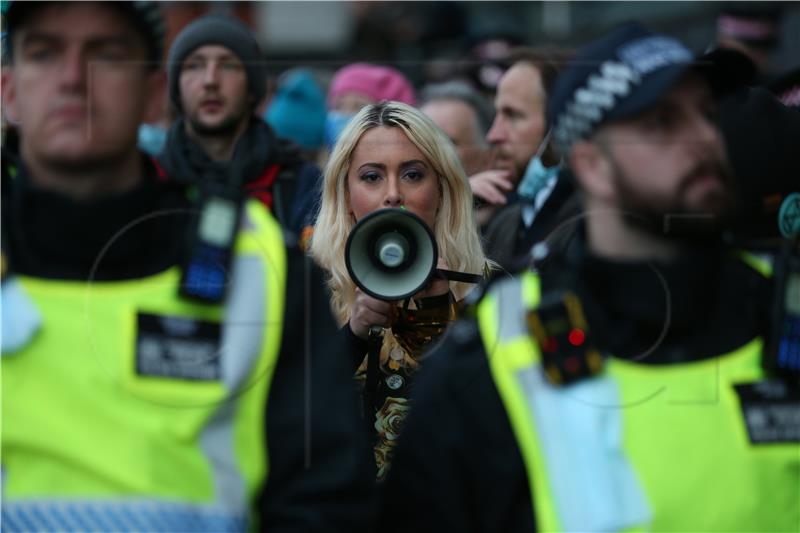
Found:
[477,269,799,533]
[1,200,287,532]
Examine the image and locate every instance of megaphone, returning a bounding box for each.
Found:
[345,208,439,300]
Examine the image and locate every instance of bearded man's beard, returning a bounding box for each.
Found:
[608,155,739,244]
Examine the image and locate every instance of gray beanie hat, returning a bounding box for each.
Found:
[168,15,266,111]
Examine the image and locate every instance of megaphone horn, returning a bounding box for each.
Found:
[345,208,438,301]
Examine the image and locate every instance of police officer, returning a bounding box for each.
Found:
[1,2,371,531]
[378,23,799,533]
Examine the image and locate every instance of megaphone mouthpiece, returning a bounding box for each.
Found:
[376,232,409,268]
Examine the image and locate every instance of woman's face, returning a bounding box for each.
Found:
[347,126,441,231]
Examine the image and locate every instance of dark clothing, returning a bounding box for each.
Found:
[719,87,800,243]
[159,118,321,238]
[2,155,186,281]
[483,173,576,273]
[379,231,775,533]
[258,250,374,532]
[2,153,373,532]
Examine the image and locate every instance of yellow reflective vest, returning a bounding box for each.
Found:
[477,269,800,533]
[2,200,287,532]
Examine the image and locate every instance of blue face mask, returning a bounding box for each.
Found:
[517,130,559,201]
[324,111,356,150]
[518,156,559,201]
[137,123,167,156]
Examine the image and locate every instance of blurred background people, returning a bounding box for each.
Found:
[309,101,489,482]
[324,63,417,151]
[715,3,783,82]
[1,2,372,531]
[478,47,575,269]
[264,68,327,164]
[159,14,320,238]
[419,80,494,178]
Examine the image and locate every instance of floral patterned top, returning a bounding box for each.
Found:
[352,293,459,481]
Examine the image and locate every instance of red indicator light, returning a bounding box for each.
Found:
[568,329,585,346]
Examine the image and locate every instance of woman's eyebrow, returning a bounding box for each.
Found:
[400,159,429,169]
[357,162,386,171]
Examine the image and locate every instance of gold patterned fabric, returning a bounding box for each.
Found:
[392,299,459,361]
[357,295,462,481]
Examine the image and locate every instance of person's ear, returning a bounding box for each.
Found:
[143,69,167,125]
[570,139,615,202]
[2,67,21,125]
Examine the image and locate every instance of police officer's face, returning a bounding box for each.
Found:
[179,45,251,137]
[347,126,441,231]
[590,76,735,226]
[2,3,162,170]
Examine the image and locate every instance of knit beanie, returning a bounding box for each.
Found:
[327,63,417,108]
[168,15,266,111]
[265,69,326,150]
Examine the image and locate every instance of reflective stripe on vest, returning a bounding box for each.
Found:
[1,200,287,532]
[479,271,800,533]
[2,499,246,533]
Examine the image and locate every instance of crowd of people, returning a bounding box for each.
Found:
[1,2,798,532]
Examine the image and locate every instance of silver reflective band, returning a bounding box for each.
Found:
[554,60,638,154]
[2,499,248,533]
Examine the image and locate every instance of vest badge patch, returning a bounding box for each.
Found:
[136,312,221,381]
[734,380,800,444]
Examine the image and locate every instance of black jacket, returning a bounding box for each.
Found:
[483,173,577,274]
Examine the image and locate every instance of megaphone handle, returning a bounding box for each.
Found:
[435,268,484,284]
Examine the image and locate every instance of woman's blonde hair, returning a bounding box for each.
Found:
[310,101,488,342]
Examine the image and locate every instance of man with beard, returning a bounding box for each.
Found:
[1,2,372,530]
[378,23,798,533]
[161,15,320,238]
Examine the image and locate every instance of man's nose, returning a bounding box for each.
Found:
[689,111,724,156]
[486,116,507,146]
[202,63,220,85]
[59,50,88,92]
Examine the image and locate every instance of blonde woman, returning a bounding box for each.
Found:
[310,101,490,480]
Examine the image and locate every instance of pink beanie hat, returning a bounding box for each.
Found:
[327,63,417,107]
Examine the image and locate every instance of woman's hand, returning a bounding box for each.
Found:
[349,288,397,339]
[414,258,450,300]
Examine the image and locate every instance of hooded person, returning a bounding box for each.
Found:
[265,68,327,159]
[324,63,417,149]
[160,14,321,237]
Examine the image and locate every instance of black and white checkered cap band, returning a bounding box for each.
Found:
[553,36,693,154]
[133,1,166,62]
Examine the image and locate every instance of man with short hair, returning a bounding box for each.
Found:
[1,2,371,531]
[419,81,494,177]
[379,23,798,533]
[477,47,575,267]
[161,15,320,237]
